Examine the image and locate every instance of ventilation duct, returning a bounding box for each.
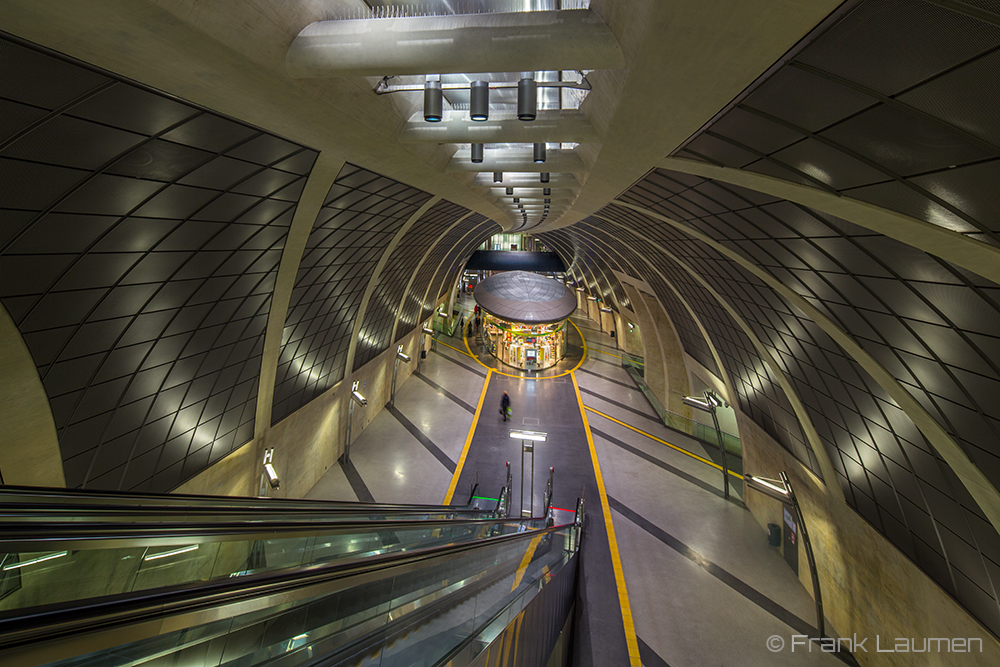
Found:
[470,81,489,121]
[424,80,442,122]
[518,76,537,122]
[533,143,546,163]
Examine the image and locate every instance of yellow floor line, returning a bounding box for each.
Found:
[584,405,744,480]
[461,320,588,380]
[443,369,493,504]
[572,372,642,667]
[590,347,622,359]
[510,534,543,591]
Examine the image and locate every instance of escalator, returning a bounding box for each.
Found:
[0,479,582,666]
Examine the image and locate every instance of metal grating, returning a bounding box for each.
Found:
[0,34,318,492]
[270,165,431,425]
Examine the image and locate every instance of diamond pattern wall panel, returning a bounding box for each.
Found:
[540,228,624,312]
[396,213,488,342]
[0,34,318,492]
[353,200,468,369]
[673,0,1000,245]
[542,222,717,375]
[608,166,1000,634]
[271,164,431,424]
[435,219,502,300]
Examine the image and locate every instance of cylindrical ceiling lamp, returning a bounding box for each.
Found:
[540,172,550,183]
[493,171,503,183]
[533,143,546,163]
[471,143,484,163]
[505,187,514,195]
[543,188,551,196]
[424,80,442,122]
[513,197,520,203]
[517,76,537,121]
[470,81,489,121]
[544,198,551,204]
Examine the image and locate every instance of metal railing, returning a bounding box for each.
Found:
[621,354,741,458]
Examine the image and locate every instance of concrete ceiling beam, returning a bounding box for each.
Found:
[447,150,586,173]
[472,173,580,188]
[399,110,599,144]
[286,9,625,78]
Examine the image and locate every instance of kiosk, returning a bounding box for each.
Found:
[473,271,577,372]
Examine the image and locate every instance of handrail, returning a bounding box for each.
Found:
[0,515,553,549]
[0,520,577,652]
[621,355,742,457]
[0,484,479,513]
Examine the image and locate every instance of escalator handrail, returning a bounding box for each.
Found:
[0,520,577,652]
[0,515,554,549]
[0,484,478,513]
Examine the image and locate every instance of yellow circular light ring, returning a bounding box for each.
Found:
[463,319,587,380]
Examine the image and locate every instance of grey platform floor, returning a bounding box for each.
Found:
[306,297,852,666]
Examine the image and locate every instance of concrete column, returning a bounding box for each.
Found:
[621,284,667,407]
[642,292,691,415]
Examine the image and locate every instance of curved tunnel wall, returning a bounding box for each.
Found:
[0,34,496,494]
[538,0,1000,635]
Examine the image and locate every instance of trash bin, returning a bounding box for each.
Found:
[767,523,781,547]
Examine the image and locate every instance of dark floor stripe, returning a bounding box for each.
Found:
[341,458,375,503]
[589,354,620,367]
[432,347,488,378]
[608,495,857,666]
[415,372,476,414]
[592,427,729,502]
[577,366,639,391]
[637,637,671,667]
[387,404,457,473]
[579,386,662,427]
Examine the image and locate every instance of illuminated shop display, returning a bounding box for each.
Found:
[482,313,566,370]
[472,270,577,372]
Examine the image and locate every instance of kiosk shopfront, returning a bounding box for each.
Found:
[473,271,577,372]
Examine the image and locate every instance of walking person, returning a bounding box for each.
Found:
[500,391,511,422]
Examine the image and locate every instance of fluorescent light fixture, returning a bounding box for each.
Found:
[576,287,584,292]
[586,296,597,301]
[144,545,199,562]
[509,430,547,442]
[351,390,368,406]
[706,393,723,408]
[264,462,280,489]
[744,474,789,498]
[396,345,411,363]
[600,307,612,313]
[292,633,309,641]
[422,325,433,334]
[3,551,68,571]
[683,396,712,412]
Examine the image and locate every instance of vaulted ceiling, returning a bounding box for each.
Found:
[3,0,1000,639]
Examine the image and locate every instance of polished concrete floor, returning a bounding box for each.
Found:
[306,296,852,666]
